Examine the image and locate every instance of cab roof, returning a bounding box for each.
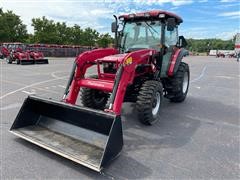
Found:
[119,10,183,24]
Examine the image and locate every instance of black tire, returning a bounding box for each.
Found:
[17,59,20,64]
[6,56,12,64]
[167,62,190,102]
[136,80,163,125]
[81,75,109,110]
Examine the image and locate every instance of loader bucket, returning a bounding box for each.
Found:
[20,60,35,65]
[10,96,123,172]
[35,59,49,64]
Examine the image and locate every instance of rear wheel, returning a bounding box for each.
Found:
[136,80,163,125]
[167,62,190,102]
[81,75,109,110]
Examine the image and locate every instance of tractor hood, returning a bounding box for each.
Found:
[96,53,127,63]
[16,52,30,60]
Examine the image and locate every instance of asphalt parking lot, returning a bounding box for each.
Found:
[0,56,239,179]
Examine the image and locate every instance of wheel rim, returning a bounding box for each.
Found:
[152,92,161,117]
[182,71,189,94]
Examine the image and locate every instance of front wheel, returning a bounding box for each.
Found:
[81,75,109,110]
[136,80,163,125]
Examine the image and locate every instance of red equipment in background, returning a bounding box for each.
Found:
[3,42,34,64]
[1,42,48,64]
[0,44,10,58]
[27,45,48,64]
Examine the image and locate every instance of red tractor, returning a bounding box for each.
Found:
[3,42,48,64]
[27,44,49,64]
[0,43,11,59]
[11,10,190,172]
[3,42,34,64]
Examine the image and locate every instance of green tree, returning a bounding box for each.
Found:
[0,8,28,42]
[97,33,113,47]
[81,27,99,47]
[70,24,84,45]
[32,16,59,44]
[186,38,234,53]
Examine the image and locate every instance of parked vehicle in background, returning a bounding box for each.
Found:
[4,42,34,64]
[0,43,10,58]
[27,45,48,64]
[1,42,48,64]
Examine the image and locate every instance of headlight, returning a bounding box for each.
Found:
[129,14,135,18]
[119,17,124,21]
[159,14,165,18]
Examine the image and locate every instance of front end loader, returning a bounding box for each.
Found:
[10,10,190,172]
[28,48,49,64]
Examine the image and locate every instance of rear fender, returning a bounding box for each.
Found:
[168,48,188,76]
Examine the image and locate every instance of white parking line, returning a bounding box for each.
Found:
[0,73,68,100]
[215,75,236,79]
[0,103,22,111]
[21,90,35,95]
[58,85,66,88]
[190,65,207,83]
[51,71,68,79]
[1,79,61,95]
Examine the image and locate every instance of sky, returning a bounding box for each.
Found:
[1,0,240,40]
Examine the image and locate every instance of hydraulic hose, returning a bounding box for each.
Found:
[62,61,77,100]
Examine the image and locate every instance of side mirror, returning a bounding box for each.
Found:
[111,22,117,33]
[178,36,187,48]
[167,18,176,31]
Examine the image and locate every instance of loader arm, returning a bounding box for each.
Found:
[66,48,156,115]
[111,49,156,115]
[66,48,118,104]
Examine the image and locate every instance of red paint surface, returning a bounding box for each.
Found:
[65,48,157,115]
[168,48,181,76]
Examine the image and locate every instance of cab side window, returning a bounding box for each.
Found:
[165,27,178,47]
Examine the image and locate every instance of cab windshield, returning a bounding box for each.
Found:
[121,21,161,52]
